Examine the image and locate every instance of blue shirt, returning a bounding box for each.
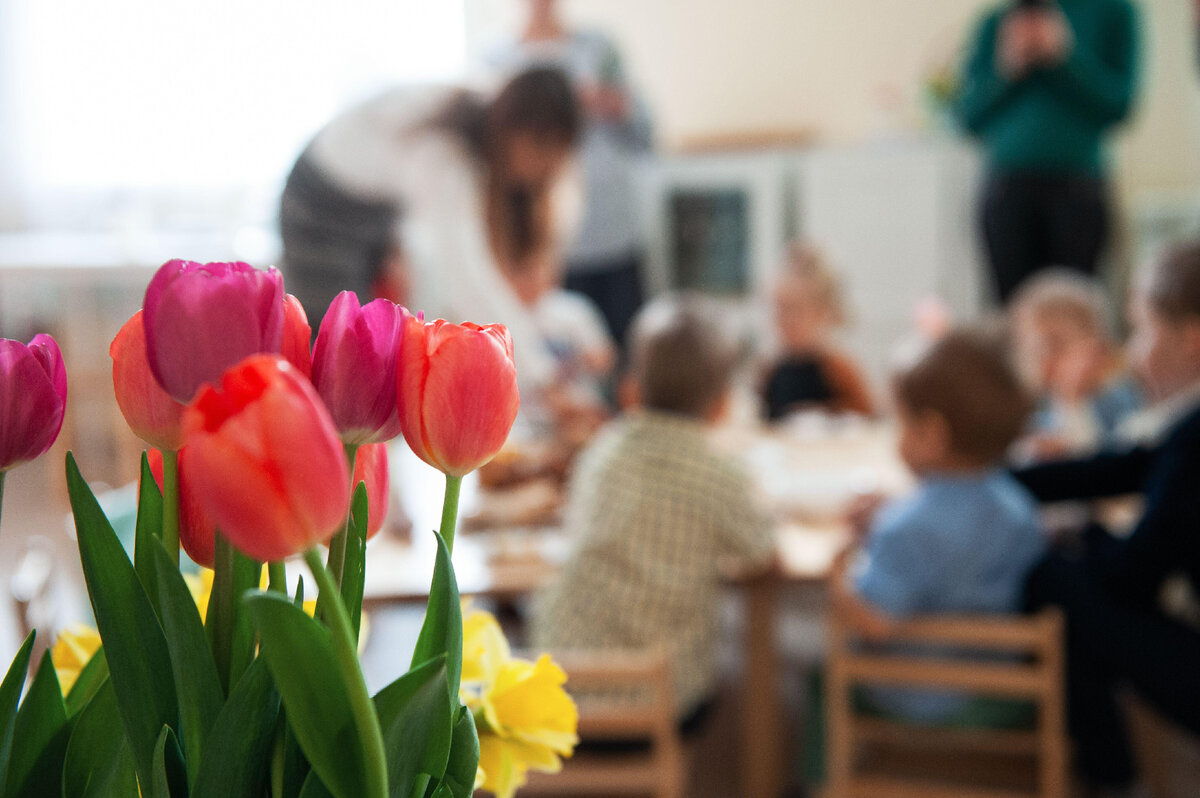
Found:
[854,471,1047,721]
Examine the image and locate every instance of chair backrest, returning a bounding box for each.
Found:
[826,605,1067,798]
[521,648,685,798]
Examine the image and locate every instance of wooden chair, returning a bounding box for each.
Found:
[826,606,1068,798]
[521,649,685,798]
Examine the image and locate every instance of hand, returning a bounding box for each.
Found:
[579,84,628,121]
[1029,10,1072,65]
[997,11,1041,79]
[845,492,885,542]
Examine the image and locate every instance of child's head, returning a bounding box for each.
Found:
[773,243,845,354]
[625,294,736,422]
[509,249,559,307]
[1009,269,1115,394]
[1128,240,1200,402]
[891,328,1032,475]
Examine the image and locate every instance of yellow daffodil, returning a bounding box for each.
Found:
[50,623,102,695]
[461,608,578,798]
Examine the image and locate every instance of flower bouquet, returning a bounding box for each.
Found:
[0,260,577,798]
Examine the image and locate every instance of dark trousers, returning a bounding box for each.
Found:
[1024,554,1200,787]
[981,171,1110,304]
[564,254,644,354]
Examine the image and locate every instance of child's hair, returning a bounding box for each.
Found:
[892,328,1033,464]
[1143,240,1200,321]
[1010,268,1115,341]
[628,293,736,417]
[776,242,846,326]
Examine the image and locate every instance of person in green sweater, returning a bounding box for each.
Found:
[958,0,1140,304]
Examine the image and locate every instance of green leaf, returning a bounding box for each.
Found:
[61,679,138,798]
[4,648,70,797]
[373,656,452,798]
[64,646,109,719]
[0,632,36,785]
[245,592,368,798]
[296,772,335,798]
[343,484,369,639]
[280,714,311,798]
[410,532,463,698]
[153,541,224,784]
[135,451,165,612]
[66,452,179,789]
[151,725,188,798]
[228,550,261,690]
[436,705,480,798]
[192,657,279,798]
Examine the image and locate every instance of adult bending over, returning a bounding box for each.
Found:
[958,0,1139,303]
[279,67,581,388]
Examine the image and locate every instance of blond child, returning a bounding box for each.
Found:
[1010,269,1142,456]
[533,294,776,721]
[762,244,873,420]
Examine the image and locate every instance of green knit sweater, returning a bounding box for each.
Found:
[957,0,1140,176]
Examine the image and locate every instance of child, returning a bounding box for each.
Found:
[836,329,1046,723]
[1018,241,1200,795]
[1010,269,1142,457]
[762,244,874,421]
[532,294,776,721]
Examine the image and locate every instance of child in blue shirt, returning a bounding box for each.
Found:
[836,329,1047,723]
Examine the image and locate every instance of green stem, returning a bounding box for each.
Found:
[325,444,360,590]
[439,474,463,555]
[162,449,180,564]
[208,531,234,694]
[268,561,287,594]
[303,547,387,798]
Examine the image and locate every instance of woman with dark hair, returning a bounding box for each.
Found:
[279,68,581,386]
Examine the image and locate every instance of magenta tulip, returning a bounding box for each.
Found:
[397,317,519,477]
[311,292,404,445]
[182,355,349,562]
[0,334,68,472]
[143,259,284,403]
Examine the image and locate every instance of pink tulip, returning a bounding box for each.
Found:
[182,355,350,562]
[111,311,186,451]
[143,259,284,403]
[397,317,519,477]
[281,294,313,379]
[352,442,389,539]
[0,334,67,472]
[311,292,404,445]
[146,448,216,568]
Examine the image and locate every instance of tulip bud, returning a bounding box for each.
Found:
[281,294,313,379]
[111,311,186,451]
[311,292,404,445]
[352,442,389,539]
[146,447,216,567]
[0,334,68,472]
[397,317,519,476]
[182,355,350,562]
[143,259,284,403]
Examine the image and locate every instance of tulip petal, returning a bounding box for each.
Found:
[0,339,67,471]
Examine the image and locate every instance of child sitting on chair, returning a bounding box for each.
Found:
[836,328,1047,724]
[761,243,874,421]
[1010,269,1142,458]
[532,294,777,724]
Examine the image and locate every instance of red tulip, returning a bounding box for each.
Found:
[0,334,67,472]
[397,318,519,477]
[281,294,313,379]
[182,355,350,562]
[143,259,284,403]
[145,448,216,567]
[352,442,389,539]
[311,292,404,445]
[111,311,186,451]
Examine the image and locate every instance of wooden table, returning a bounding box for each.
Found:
[365,417,909,798]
